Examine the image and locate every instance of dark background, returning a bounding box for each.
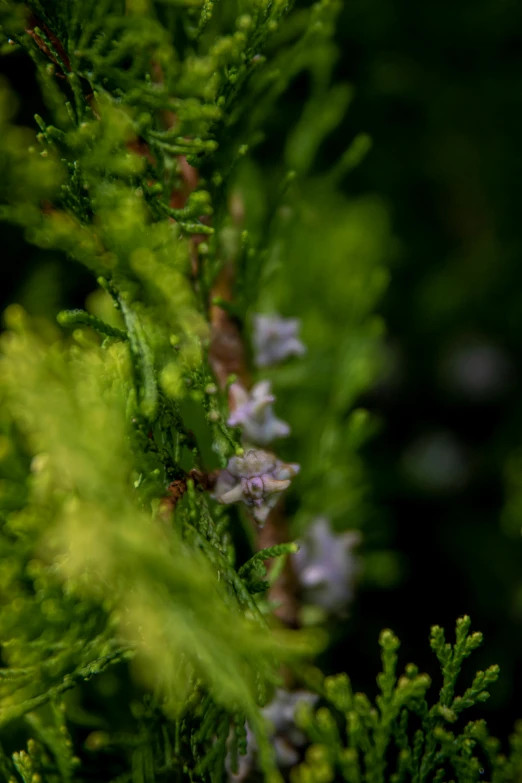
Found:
[334,0,522,742]
[3,0,522,748]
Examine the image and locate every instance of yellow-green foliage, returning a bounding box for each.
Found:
[0,314,317,732]
[0,0,394,779]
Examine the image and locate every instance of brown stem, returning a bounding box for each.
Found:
[158,469,219,519]
[258,505,301,629]
[25,14,71,72]
[208,264,250,391]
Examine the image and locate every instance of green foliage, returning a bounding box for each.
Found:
[2,1,513,783]
[292,617,522,783]
[0,305,326,780]
[0,0,391,778]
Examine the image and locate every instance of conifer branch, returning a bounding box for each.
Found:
[57,309,128,340]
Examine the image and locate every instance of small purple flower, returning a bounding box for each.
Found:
[293,517,361,616]
[226,690,318,780]
[253,314,306,368]
[213,449,299,526]
[228,381,290,445]
[263,689,318,765]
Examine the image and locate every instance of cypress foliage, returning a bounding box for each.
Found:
[0,1,519,782]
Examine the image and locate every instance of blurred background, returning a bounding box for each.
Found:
[3,0,522,749]
[334,0,522,740]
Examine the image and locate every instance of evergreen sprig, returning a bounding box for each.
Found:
[291,617,521,783]
[0,0,358,777]
[0,0,493,782]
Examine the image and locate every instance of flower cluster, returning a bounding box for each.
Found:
[227,381,290,446]
[293,517,361,616]
[215,314,305,523]
[213,449,300,526]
